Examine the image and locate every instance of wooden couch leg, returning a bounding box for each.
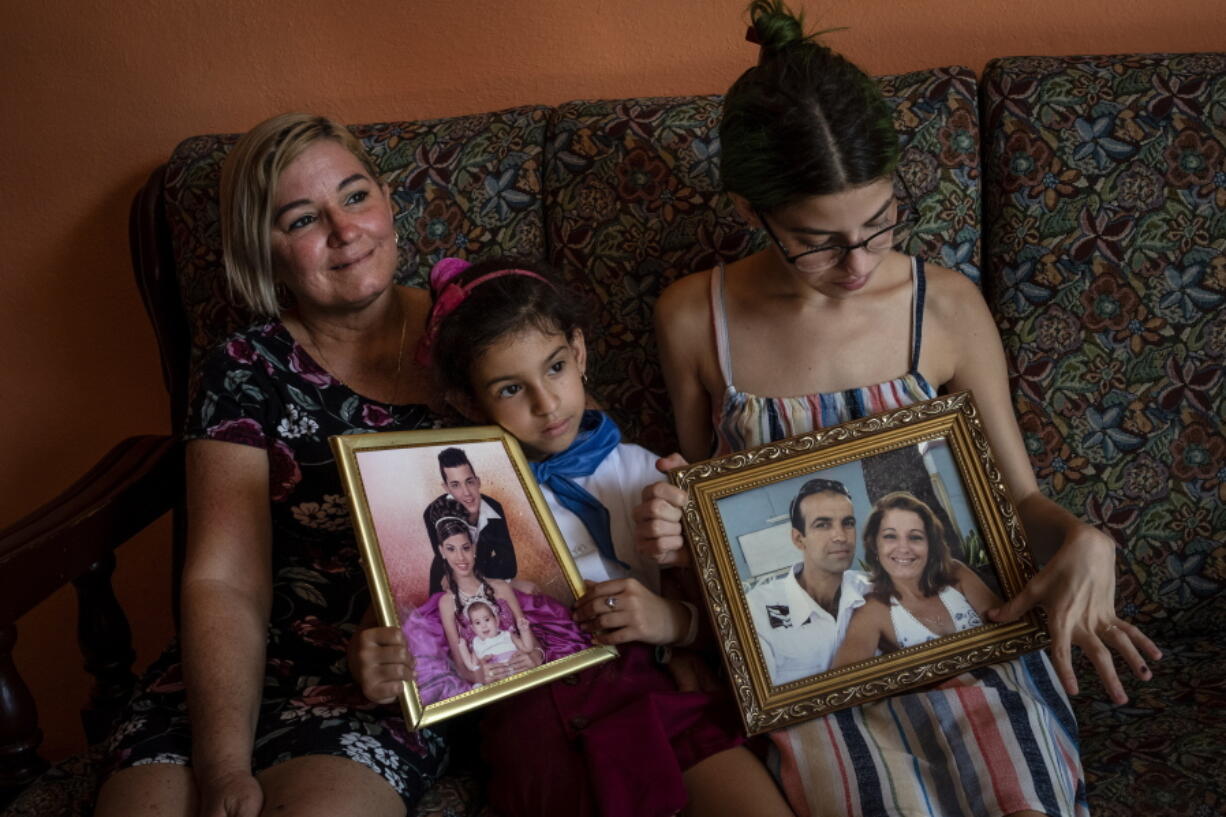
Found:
[0,624,48,806]
[74,553,137,746]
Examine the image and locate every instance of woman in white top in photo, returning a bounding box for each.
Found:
[832,491,1000,667]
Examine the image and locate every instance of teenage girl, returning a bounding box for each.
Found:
[429,503,541,684]
[405,503,587,705]
[648,3,1161,815]
[352,257,794,817]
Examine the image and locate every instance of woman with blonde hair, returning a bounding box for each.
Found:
[95,113,447,817]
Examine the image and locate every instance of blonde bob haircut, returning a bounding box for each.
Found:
[219,113,384,316]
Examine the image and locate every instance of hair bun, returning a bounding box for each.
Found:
[748,0,808,54]
[428,257,472,295]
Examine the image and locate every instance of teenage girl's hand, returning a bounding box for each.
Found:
[196,768,263,817]
[987,524,1161,705]
[574,578,692,646]
[348,626,414,705]
[634,453,691,567]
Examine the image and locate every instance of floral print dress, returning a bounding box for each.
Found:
[104,318,449,808]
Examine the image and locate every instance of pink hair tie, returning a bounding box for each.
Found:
[415,258,552,366]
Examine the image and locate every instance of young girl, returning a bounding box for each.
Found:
[463,599,532,672]
[650,3,1161,815]
[354,257,793,817]
[404,502,582,705]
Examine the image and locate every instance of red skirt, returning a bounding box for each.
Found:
[481,643,745,817]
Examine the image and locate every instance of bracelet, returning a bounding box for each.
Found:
[675,601,700,647]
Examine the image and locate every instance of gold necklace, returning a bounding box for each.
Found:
[305,303,407,405]
[389,309,408,405]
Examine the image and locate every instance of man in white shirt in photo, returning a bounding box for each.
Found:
[746,478,872,685]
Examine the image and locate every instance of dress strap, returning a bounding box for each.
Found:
[708,260,736,392]
[909,257,927,374]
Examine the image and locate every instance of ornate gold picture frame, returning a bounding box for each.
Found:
[670,392,1048,735]
[332,425,616,730]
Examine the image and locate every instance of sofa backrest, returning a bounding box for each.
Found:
[982,53,1226,636]
[148,67,982,449]
[542,67,984,453]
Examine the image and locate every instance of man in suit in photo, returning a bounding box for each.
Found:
[425,447,517,593]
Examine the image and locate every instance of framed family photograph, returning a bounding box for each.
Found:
[332,426,616,730]
[670,392,1049,735]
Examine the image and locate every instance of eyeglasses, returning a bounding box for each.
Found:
[756,208,913,272]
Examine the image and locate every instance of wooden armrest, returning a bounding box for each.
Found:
[0,434,182,625]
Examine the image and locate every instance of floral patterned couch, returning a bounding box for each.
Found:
[3,52,1223,817]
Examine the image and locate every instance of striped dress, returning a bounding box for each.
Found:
[709,259,1088,817]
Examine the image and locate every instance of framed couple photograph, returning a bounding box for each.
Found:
[670,392,1049,735]
[332,426,616,730]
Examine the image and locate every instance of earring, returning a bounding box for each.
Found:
[581,372,589,385]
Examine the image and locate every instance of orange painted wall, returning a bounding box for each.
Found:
[1,0,1218,764]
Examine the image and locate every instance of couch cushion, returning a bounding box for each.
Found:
[1072,633,1226,816]
[542,67,983,454]
[981,54,1226,638]
[161,106,551,375]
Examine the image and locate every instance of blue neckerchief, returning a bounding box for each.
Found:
[530,410,629,569]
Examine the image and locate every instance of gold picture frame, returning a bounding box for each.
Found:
[332,425,617,730]
[670,392,1048,735]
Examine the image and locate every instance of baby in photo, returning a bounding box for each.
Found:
[458,598,538,680]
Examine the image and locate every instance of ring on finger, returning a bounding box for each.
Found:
[1099,623,1120,638]
[605,596,618,611]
